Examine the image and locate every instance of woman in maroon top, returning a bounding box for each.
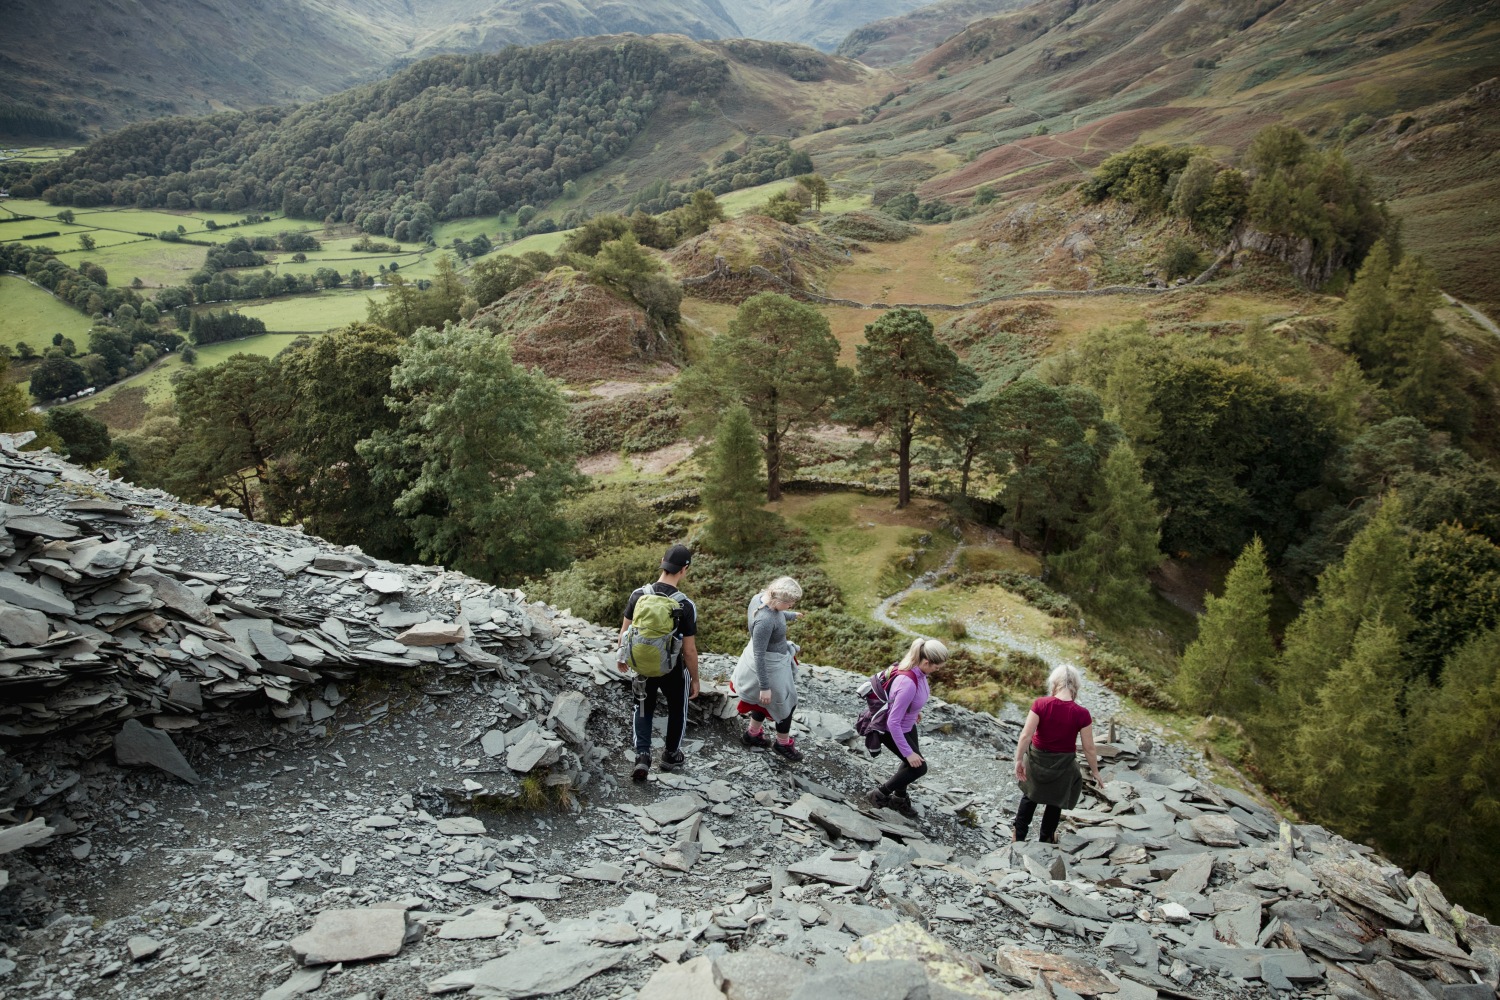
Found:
[1012,664,1103,843]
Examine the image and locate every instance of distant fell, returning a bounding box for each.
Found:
[835,0,1034,66]
[0,0,919,136]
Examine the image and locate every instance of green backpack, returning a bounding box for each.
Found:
[620,586,687,677]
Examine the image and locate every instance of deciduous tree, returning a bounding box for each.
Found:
[357,326,583,583]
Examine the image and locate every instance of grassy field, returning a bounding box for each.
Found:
[226,291,376,332]
[716,180,870,218]
[0,275,94,352]
[0,146,77,163]
[771,492,959,616]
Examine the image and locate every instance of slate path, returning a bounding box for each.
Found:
[0,434,1496,1000]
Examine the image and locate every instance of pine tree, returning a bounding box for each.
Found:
[1337,239,1392,362]
[1273,494,1412,696]
[1257,494,1411,781]
[673,292,847,502]
[1290,619,1406,841]
[1175,537,1274,716]
[1052,442,1163,616]
[1402,627,1500,916]
[848,308,977,508]
[701,405,776,558]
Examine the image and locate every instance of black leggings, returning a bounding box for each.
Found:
[1013,794,1061,843]
[743,705,793,735]
[879,728,928,795]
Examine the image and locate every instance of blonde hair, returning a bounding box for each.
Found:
[765,576,802,604]
[897,636,949,671]
[1048,664,1082,698]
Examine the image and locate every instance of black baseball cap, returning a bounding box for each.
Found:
[661,544,692,572]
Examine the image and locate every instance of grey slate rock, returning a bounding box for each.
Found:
[787,958,929,1000]
[113,719,199,784]
[807,797,883,843]
[133,567,217,625]
[645,793,708,826]
[788,854,871,889]
[0,571,75,616]
[547,689,591,743]
[289,908,407,965]
[0,600,48,645]
[427,942,625,996]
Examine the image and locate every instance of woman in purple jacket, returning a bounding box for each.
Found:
[867,637,950,817]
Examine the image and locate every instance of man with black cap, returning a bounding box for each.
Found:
[619,544,699,781]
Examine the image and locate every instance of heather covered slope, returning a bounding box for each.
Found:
[805,0,1500,314]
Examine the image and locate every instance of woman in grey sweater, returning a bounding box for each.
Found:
[730,576,805,761]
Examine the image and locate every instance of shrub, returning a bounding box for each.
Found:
[820,211,917,243]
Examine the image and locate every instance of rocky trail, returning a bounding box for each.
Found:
[0,434,1496,1000]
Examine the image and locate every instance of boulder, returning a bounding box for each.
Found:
[288,908,407,965]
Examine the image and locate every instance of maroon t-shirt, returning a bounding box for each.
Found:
[1030,696,1093,752]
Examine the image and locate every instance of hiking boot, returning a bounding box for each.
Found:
[890,792,918,817]
[661,749,686,771]
[867,788,892,810]
[771,738,804,763]
[741,730,772,751]
[631,753,651,782]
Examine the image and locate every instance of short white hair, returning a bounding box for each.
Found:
[1048,664,1082,698]
[765,576,802,604]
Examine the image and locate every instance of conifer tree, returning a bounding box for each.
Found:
[1052,442,1163,615]
[1403,627,1500,916]
[701,405,776,558]
[674,292,847,501]
[1174,537,1273,716]
[849,308,977,508]
[1337,240,1392,363]
[1257,494,1411,780]
[1273,494,1411,697]
[1290,619,1405,841]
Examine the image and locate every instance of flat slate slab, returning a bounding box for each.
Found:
[289,908,406,965]
[644,793,707,827]
[114,719,199,784]
[788,854,870,889]
[807,797,882,843]
[427,942,625,997]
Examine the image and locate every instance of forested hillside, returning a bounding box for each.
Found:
[0,0,904,136]
[8,37,871,244]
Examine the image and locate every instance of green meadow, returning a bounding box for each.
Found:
[0,275,95,352]
[227,290,376,332]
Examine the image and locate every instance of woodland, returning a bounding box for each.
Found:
[2,0,1499,920]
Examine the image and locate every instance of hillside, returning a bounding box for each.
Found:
[0,0,918,137]
[731,0,936,54]
[10,36,878,239]
[0,0,413,137]
[2,438,1498,999]
[802,0,1500,315]
[835,0,1034,67]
